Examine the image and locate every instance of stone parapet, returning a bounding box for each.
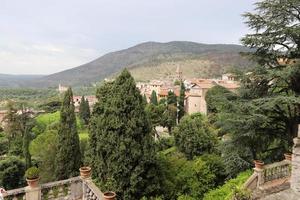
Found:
[291,136,300,194]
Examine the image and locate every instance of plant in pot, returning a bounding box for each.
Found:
[25,167,40,188]
[102,178,116,200]
[79,166,92,178]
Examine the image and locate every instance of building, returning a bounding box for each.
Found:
[58,84,69,93]
[73,96,97,112]
[185,78,239,115]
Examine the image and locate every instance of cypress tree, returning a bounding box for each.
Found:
[178,82,185,121]
[79,96,91,125]
[150,90,158,105]
[89,69,161,199]
[167,91,177,106]
[23,127,31,169]
[56,88,81,180]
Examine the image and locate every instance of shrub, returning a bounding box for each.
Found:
[173,113,218,159]
[25,167,40,179]
[0,156,26,189]
[203,170,252,200]
[0,135,9,155]
[155,137,175,151]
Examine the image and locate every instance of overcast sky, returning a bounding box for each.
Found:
[0,0,256,75]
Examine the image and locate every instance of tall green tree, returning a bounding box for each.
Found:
[150,90,158,105]
[173,113,217,160]
[211,0,300,177]
[3,101,20,141]
[56,88,81,180]
[79,96,91,125]
[167,91,177,106]
[89,69,161,199]
[177,82,186,121]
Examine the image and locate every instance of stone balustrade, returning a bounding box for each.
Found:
[4,168,107,200]
[41,177,83,200]
[263,160,291,183]
[244,159,292,191]
[4,187,26,200]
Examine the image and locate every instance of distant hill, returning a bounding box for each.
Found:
[2,41,255,88]
[0,74,44,88]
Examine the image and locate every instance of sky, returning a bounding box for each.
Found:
[0,0,256,75]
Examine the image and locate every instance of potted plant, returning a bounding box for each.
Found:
[79,166,91,178]
[103,191,116,200]
[284,153,292,161]
[25,167,40,188]
[253,160,264,169]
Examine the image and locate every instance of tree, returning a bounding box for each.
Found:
[241,0,300,65]
[0,156,25,190]
[30,130,58,182]
[167,91,177,106]
[162,105,177,133]
[79,96,91,125]
[89,69,161,199]
[55,88,81,180]
[210,0,300,178]
[178,82,186,121]
[150,90,158,105]
[3,101,20,141]
[173,113,217,160]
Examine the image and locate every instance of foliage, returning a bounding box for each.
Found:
[167,91,177,106]
[29,130,58,183]
[150,91,158,105]
[0,135,9,155]
[89,69,161,199]
[56,88,81,180]
[232,186,251,200]
[162,105,177,133]
[25,166,39,179]
[38,100,61,113]
[203,170,252,200]
[155,137,175,152]
[205,0,300,179]
[241,0,300,64]
[0,156,26,190]
[157,148,222,200]
[173,113,217,159]
[79,96,91,125]
[177,83,186,122]
[3,101,21,140]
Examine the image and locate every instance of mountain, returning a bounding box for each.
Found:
[0,74,44,88]
[2,41,255,88]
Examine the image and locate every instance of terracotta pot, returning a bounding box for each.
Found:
[284,153,292,161]
[103,191,116,200]
[26,177,39,188]
[253,160,264,169]
[79,166,91,178]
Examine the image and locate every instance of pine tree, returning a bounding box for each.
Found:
[177,82,185,121]
[89,69,161,199]
[56,88,81,180]
[150,90,158,105]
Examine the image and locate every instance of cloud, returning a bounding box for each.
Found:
[0,39,100,74]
